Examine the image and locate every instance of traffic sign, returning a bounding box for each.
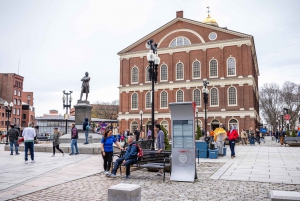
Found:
[286,120,289,124]
[284,114,291,120]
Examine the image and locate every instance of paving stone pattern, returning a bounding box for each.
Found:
[8,162,300,201]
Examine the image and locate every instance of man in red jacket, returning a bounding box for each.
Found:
[227,125,239,158]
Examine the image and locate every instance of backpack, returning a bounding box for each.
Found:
[133,144,143,159]
[86,123,90,131]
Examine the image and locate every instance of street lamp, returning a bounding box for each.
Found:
[202,79,209,137]
[147,39,160,150]
[196,108,199,130]
[4,101,13,145]
[283,104,290,131]
[280,111,284,132]
[139,110,143,132]
[62,90,73,135]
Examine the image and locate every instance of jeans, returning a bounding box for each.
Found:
[229,140,235,156]
[250,137,255,145]
[241,138,247,145]
[10,140,19,154]
[260,137,265,143]
[84,130,89,144]
[25,142,34,161]
[111,158,136,176]
[70,139,79,154]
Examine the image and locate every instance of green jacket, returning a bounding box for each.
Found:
[52,131,61,146]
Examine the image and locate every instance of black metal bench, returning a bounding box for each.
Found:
[36,136,50,141]
[284,137,300,146]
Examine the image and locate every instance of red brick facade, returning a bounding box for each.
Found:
[118,12,259,135]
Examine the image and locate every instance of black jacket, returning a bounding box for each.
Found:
[83,118,89,131]
[8,128,19,141]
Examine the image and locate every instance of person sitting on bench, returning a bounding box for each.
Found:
[109,136,138,179]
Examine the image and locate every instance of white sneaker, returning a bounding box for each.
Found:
[31,160,35,163]
[155,172,163,176]
[104,171,110,175]
[51,155,55,157]
[25,161,28,164]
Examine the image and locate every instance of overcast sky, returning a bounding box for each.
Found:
[0,0,299,116]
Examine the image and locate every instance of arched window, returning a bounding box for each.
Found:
[131,93,138,109]
[160,64,168,81]
[210,88,218,106]
[146,92,151,109]
[193,61,201,78]
[227,57,236,76]
[176,63,184,80]
[131,121,138,133]
[193,89,201,106]
[209,59,218,77]
[228,87,237,105]
[145,66,150,82]
[195,120,202,131]
[170,37,191,47]
[228,119,239,133]
[211,119,220,131]
[160,91,168,108]
[176,90,184,102]
[131,67,138,83]
[161,120,169,134]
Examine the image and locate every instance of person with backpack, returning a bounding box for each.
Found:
[109,136,138,179]
[154,124,165,176]
[83,118,90,144]
[101,129,123,176]
[70,123,79,155]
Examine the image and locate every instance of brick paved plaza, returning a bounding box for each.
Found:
[1,137,300,201]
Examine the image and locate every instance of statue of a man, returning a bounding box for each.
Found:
[79,72,90,101]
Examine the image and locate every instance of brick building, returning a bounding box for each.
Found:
[117,11,260,135]
[0,98,7,133]
[21,92,35,128]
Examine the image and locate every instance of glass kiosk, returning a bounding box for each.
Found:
[170,102,197,182]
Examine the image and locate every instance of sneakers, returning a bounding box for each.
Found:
[109,174,116,178]
[125,175,130,179]
[75,153,79,155]
[16,153,20,155]
[69,153,74,155]
[51,155,55,157]
[104,171,111,176]
[62,153,65,157]
[25,161,28,164]
[155,172,163,176]
[10,153,13,155]
[31,160,35,163]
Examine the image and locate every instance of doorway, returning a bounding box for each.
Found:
[211,119,220,131]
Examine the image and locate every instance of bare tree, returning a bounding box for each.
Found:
[92,100,119,119]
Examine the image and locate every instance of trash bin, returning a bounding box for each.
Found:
[208,149,219,159]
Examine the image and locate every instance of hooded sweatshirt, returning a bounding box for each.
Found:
[83,118,89,131]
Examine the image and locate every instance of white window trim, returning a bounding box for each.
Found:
[176,89,184,102]
[130,121,139,133]
[209,59,218,78]
[192,60,201,79]
[193,88,201,107]
[131,93,138,110]
[227,57,236,77]
[211,119,220,124]
[228,86,238,106]
[210,87,219,107]
[160,64,168,82]
[131,66,139,84]
[145,92,151,109]
[169,36,191,47]
[176,62,184,80]
[145,66,151,83]
[228,118,239,133]
[160,91,168,109]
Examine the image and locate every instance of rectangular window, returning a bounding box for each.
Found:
[16,118,20,125]
[22,114,26,119]
[14,99,17,105]
[14,90,17,95]
[18,91,21,97]
[18,100,21,105]
[13,108,16,115]
[17,109,20,115]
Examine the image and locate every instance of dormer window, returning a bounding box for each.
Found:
[170,37,191,47]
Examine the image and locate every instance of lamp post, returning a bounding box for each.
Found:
[202,79,209,137]
[196,108,199,130]
[139,110,143,132]
[147,39,160,150]
[4,101,13,145]
[62,90,73,135]
[280,111,284,133]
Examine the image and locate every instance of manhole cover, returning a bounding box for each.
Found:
[297,167,300,171]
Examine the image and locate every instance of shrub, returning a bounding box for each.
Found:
[286,130,290,136]
[291,129,297,137]
[161,126,171,150]
[196,125,202,140]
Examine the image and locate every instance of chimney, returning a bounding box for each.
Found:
[176,11,183,18]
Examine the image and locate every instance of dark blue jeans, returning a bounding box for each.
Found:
[25,142,34,161]
[111,158,136,176]
[84,130,89,143]
[229,140,235,156]
[10,140,19,154]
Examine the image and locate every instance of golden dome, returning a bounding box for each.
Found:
[203,14,218,27]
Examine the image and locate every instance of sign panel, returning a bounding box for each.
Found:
[169,102,196,182]
[284,114,291,120]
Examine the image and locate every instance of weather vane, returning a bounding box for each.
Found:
[207,6,211,16]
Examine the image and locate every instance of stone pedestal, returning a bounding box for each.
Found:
[108,183,141,201]
[74,101,92,132]
[269,190,300,201]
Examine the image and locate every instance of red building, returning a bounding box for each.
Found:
[117,11,260,135]
[21,92,35,128]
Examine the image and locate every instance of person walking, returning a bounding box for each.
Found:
[52,127,64,157]
[155,124,165,176]
[260,132,265,143]
[70,123,79,155]
[279,128,284,146]
[240,129,247,145]
[101,129,123,176]
[227,125,238,158]
[249,127,255,146]
[134,129,140,142]
[275,129,279,143]
[8,124,20,155]
[83,118,89,144]
[255,128,261,145]
[109,136,138,179]
[22,122,36,164]
[147,128,152,140]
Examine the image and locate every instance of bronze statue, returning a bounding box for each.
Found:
[79,72,90,101]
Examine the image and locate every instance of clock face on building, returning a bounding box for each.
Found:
[209,32,217,41]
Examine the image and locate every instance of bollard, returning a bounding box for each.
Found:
[108,183,141,201]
